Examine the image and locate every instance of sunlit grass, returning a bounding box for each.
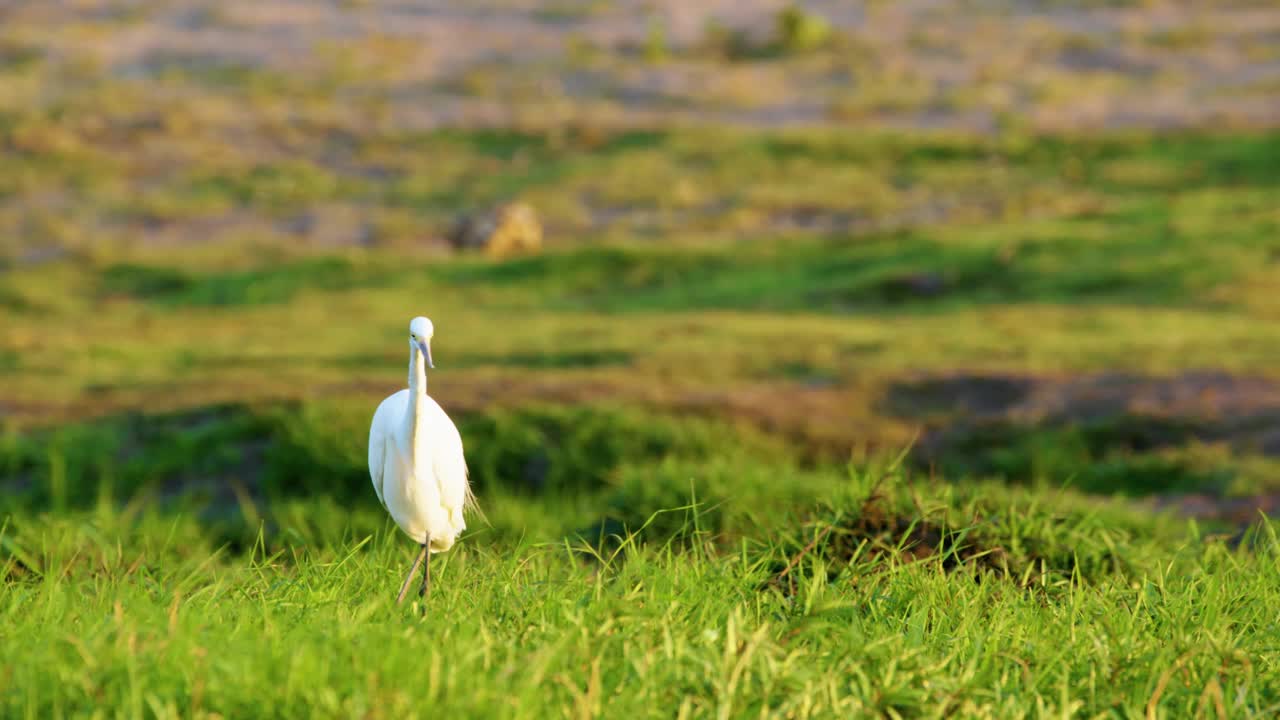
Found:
[3,464,1278,717]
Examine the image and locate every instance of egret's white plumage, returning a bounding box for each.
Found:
[368,316,472,602]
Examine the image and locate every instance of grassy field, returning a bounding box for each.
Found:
[5,0,1280,717]
[3,125,1280,715]
[5,468,1279,717]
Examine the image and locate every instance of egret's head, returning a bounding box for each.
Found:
[408,316,435,368]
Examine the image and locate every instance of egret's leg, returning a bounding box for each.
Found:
[396,543,428,605]
[418,538,431,598]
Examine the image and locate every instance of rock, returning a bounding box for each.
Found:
[447,202,543,258]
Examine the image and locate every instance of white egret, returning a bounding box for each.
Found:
[368,316,473,603]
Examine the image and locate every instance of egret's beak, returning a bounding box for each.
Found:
[417,340,434,368]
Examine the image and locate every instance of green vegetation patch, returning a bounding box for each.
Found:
[0,402,789,515]
[99,258,387,307]
[436,227,1238,314]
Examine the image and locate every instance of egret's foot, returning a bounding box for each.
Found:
[396,543,429,605]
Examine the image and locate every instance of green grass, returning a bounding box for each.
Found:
[3,464,1279,717]
[3,395,1280,715]
[98,258,389,308]
[3,84,1280,717]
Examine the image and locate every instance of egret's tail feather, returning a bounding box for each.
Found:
[463,483,489,527]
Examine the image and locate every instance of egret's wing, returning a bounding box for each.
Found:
[368,412,389,511]
[430,407,471,528]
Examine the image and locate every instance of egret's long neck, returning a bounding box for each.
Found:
[406,345,429,461]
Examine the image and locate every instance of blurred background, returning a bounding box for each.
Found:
[1,0,1279,536]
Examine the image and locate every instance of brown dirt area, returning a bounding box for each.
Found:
[4,0,1279,133]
